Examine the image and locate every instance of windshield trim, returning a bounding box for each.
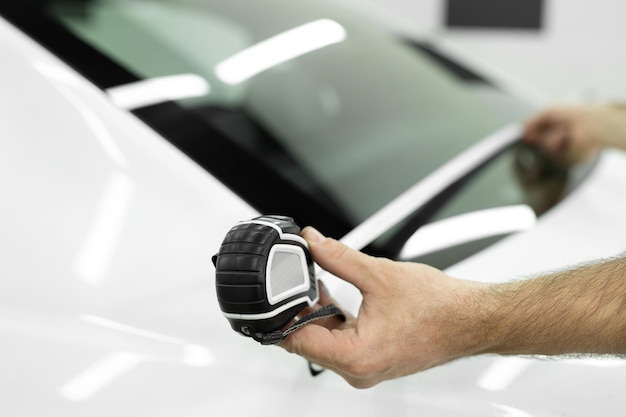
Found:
[339,123,523,250]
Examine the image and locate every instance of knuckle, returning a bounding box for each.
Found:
[330,239,351,261]
[343,360,380,389]
[341,352,378,380]
[372,257,402,288]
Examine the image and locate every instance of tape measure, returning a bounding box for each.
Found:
[212,215,343,345]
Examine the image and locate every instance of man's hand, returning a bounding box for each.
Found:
[280,228,626,388]
[280,227,491,388]
[523,104,626,164]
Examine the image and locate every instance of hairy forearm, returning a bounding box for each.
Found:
[596,103,626,151]
[478,256,626,357]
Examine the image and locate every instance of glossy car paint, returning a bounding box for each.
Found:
[1,10,626,417]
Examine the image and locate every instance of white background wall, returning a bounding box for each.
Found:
[365,0,626,103]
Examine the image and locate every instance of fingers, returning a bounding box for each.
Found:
[523,106,587,164]
[542,124,569,160]
[281,320,384,389]
[279,280,358,375]
[288,280,355,330]
[280,321,356,374]
[524,108,568,144]
[301,227,380,293]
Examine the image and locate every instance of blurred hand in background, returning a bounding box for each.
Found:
[523,103,626,164]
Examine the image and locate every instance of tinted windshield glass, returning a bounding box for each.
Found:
[44,0,533,218]
[5,0,584,263]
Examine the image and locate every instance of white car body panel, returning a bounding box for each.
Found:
[1,12,626,417]
[448,148,626,281]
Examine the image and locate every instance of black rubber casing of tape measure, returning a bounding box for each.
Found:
[213,215,319,341]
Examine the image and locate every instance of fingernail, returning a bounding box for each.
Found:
[302,226,325,244]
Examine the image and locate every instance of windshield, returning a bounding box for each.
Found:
[4,0,582,265]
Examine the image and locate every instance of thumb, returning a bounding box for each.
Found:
[301,227,379,293]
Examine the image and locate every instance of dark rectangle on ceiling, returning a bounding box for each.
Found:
[445,0,544,30]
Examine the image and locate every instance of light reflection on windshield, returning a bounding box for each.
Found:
[215,19,347,84]
[107,74,211,109]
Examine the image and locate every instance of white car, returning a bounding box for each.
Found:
[1,1,625,416]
